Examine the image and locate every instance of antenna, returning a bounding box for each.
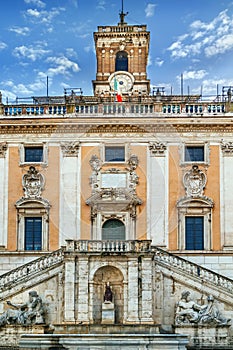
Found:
[119,0,128,25]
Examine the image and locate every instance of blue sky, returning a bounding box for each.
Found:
[1,0,233,103]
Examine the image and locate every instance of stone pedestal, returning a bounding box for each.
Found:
[101,302,115,324]
[175,324,231,347]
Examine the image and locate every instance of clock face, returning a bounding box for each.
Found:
[109,72,133,93]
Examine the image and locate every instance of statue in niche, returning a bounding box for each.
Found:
[22,166,45,199]
[175,290,231,325]
[104,282,113,303]
[0,291,45,327]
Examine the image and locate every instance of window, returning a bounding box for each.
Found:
[25,147,43,163]
[25,217,42,251]
[19,143,48,165]
[115,51,128,71]
[102,219,125,240]
[16,198,50,251]
[105,146,125,162]
[185,146,204,162]
[185,216,204,250]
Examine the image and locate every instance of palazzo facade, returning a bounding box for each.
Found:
[0,9,233,350]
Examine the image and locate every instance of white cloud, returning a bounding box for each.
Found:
[167,8,233,60]
[25,7,65,25]
[46,56,80,77]
[145,3,156,18]
[97,0,106,10]
[13,44,50,61]
[155,58,164,67]
[66,48,78,58]
[0,42,7,50]
[205,34,233,57]
[24,0,46,8]
[9,26,30,36]
[182,70,208,80]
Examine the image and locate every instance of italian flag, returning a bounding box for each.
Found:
[114,77,123,102]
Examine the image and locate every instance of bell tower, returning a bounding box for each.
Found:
[92,3,150,97]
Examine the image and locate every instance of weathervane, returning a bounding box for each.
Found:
[119,0,128,25]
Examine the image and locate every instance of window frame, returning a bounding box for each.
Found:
[180,142,209,166]
[16,199,50,251]
[177,197,213,251]
[19,143,48,166]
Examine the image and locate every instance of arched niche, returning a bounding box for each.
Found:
[92,266,124,324]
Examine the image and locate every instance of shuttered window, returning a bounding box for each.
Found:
[185,216,204,250]
[25,217,42,251]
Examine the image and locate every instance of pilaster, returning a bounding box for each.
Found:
[126,257,139,323]
[64,256,76,322]
[77,256,89,323]
[141,256,153,323]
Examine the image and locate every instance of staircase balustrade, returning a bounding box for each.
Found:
[154,246,233,294]
[0,248,64,292]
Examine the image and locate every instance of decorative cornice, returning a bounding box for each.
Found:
[1,120,233,134]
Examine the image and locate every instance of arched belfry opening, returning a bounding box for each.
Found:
[115,51,128,71]
[102,219,125,240]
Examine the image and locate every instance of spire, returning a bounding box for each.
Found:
[119,0,128,25]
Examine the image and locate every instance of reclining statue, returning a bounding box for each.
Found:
[0,290,45,326]
[175,291,231,326]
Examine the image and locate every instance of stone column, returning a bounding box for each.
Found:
[77,256,89,323]
[141,257,153,323]
[64,256,76,322]
[126,257,139,323]
[60,142,80,246]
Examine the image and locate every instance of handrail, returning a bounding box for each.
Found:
[153,246,233,294]
[0,248,64,293]
[66,239,152,253]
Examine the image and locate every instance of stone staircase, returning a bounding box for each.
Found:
[0,248,64,299]
[153,246,233,305]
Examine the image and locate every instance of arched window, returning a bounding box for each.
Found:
[102,219,125,240]
[115,51,128,71]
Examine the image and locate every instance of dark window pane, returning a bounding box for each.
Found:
[185,216,204,250]
[102,219,125,240]
[185,146,204,162]
[115,51,128,71]
[105,146,125,162]
[25,217,42,251]
[25,147,43,162]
